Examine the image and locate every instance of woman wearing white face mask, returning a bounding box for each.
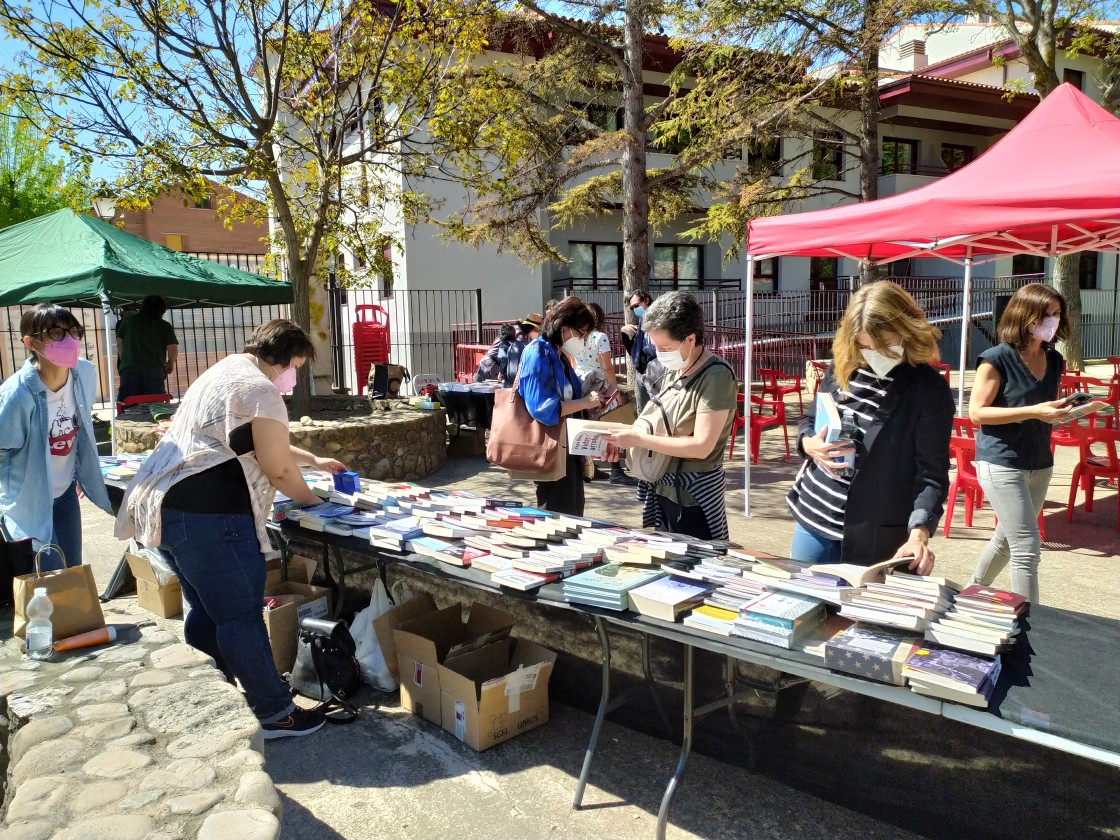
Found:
[0,304,111,571]
[968,283,1070,607]
[787,281,953,572]
[117,319,346,739]
[605,292,738,539]
[516,297,604,514]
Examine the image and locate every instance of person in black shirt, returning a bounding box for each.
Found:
[969,283,1071,606]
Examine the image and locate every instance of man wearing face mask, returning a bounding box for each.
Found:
[620,289,658,408]
[0,304,112,571]
[118,319,346,739]
[786,282,953,572]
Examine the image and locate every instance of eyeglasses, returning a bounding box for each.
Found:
[39,325,85,342]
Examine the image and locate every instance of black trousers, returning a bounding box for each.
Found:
[535,453,586,516]
[656,494,712,540]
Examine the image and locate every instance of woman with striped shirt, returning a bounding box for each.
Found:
[786,282,953,572]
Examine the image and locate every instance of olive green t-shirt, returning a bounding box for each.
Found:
[652,355,738,503]
[118,314,178,376]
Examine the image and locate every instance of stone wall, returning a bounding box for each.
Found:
[115,407,448,482]
[0,627,280,840]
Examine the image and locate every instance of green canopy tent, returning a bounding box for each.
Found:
[0,209,293,448]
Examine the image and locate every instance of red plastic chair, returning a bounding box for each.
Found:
[953,416,977,438]
[808,361,829,399]
[728,394,790,463]
[115,392,173,416]
[1067,427,1120,530]
[944,435,982,538]
[932,362,951,384]
[758,368,804,417]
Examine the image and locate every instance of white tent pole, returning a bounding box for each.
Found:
[100,294,117,456]
[956,252,974,414]
[743,257,755,518]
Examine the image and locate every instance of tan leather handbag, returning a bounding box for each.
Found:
[486,371,562,475]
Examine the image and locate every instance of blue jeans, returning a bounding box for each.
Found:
[38,482,82,571]
[789,522,843,565]
[159,509,294,724]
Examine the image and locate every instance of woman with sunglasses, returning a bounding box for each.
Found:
[0,304,112,570]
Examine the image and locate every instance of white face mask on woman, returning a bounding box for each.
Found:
[656,340,693,372]
[860,344,904,378]
[1029,315,1059,343]
[561,333,586,358]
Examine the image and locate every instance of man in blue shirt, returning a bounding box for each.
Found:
[620,288,657,409]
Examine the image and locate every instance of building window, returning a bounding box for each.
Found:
[941,143,975,172]
[747,138,781,175]
[193,194,212,210]
[587,105,621,132]
[812,132,844,181]
[1079,251,1099,290]
[881,137,918,175]
[1064,68,1085,91]
[810,257,840,290]
[1012,254,1045,275]
[164,234,186,251]
[753,258,778,293]
[380,244,394,297]
[653,245,703,288]
[569,242,621,288]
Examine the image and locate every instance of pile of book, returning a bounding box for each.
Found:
[902,645,1002,707]
[731,591,827,649]
[561,563,664,610]
[925,585,1026,656]
[838,569,960,632]
[99,455,149,482]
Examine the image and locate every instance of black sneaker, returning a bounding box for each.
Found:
[262,706,326,740]
[609,473,638,486]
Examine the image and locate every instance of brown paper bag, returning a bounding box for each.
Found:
[13,546,106,640]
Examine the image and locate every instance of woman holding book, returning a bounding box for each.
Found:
[0,303,112,570]
[517,297,604,515]
[786,282,953,572]
[968,283,1071,606]
[604,291,738,540]
[117,319,346,740]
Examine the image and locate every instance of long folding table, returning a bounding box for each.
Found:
[268,523,1120,840]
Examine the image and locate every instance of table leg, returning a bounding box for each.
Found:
[656,643,693,840]
[329,544,347,619]
[573,615,612,810]
[640,632,674,738]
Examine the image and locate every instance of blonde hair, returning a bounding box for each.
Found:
[832,281,942,389]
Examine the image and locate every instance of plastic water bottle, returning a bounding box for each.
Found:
[25,587,54,660]
[835,409,858,478]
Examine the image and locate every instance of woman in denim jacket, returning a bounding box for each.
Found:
[0,304,111,570]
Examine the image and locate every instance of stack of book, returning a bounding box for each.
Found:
[838,569,958,632]
[731,591,827,649]
[925,585,1026,656]
[902,645,1002,707]
[682,604,739,636]
[627,576,714,621]
[562,563,664,610]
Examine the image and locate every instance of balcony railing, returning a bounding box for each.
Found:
[879,162,953,178]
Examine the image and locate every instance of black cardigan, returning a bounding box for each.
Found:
[797,363,955,564]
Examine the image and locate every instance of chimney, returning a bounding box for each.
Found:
[899,39,928,71]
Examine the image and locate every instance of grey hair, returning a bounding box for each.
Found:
[641,291,705,344]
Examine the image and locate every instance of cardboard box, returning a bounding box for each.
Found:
[263,581,332,675]
[264,554,315,591]
[371,592,439,683]
[438,637,557,751]
[393,602,514,726]
[125,552,183,618]
[824,624,923,686]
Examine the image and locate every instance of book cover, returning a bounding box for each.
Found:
[566,419,631,457]
[628,577,712,622]
[740,592,825,627]
[902,646,999,691]
[562,564,663,593]
[824,624,922,685]
[491,568,557,591]
[814,391,842,441]
[955,585,1029,614]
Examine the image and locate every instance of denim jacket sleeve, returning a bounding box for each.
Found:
[517,340,581,427]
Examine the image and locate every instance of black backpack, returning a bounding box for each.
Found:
[289,617,361,724]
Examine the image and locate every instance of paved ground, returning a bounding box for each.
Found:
[71,368,1119,840]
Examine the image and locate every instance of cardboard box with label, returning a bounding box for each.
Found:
[125,552,183,618]
[264,554,316,591]
[263,581,332,675]
[371,592,439,683]
[438,637,557,751]
[393,602,514,727]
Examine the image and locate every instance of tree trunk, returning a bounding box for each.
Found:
[289,254,313,418]
[621,0,650,303]
[857,19,880,286]
[1053,253,1084,371]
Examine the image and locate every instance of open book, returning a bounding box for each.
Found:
[807,556,913,588]
[566,419,631,457]
[1052,400,1109,425]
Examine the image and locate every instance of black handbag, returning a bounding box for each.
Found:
[0,525,36,609]
[289,617,361,723]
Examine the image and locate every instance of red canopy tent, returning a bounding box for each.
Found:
[740,83,1120,514]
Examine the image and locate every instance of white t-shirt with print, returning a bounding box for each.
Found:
[45,373,78,498]
[572,331,611,378]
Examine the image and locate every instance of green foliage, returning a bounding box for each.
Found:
[0,99,89,229]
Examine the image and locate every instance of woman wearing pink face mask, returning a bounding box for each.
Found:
[0,304,112,570]
[969,283,1071,608]
[118,319,346,739]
